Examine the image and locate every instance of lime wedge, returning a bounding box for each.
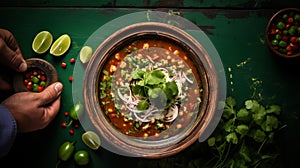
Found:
[32,31,53,54]
[81,131,101,150]
[50,34,71,56]
[79,46,93,63]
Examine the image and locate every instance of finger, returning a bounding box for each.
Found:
[0,29,27,72]
[38,82,63,106]
[41,96,61,127]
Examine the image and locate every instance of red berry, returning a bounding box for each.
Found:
[61,62,67,68]
[69,129,74,135]
[64,111,69,116]
[69,76,73,82]
[70,58,75,64]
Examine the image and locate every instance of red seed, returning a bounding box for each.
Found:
[70,58,75,64]
[69,129,74,135]
[61,62,67,68]
[64,111,69,116]
[69,76,73,82]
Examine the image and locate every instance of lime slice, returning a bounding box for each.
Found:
[81,131,101,150]
[50,34,71,56]
[32,31,53,54]
[79,46,93,63]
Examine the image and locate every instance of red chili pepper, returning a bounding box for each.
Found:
[70,58,75,64]
[62,62,67,68]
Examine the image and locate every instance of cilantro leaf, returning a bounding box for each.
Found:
[226,132,238,144]
[261,115,279,132]
[235,124,249,136]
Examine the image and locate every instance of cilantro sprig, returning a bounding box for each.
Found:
[206,97,286,168]
[131,68,179,110]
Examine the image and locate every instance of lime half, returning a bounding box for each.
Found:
[79,46,93,63]
[82,131,101,150]
[32,31,53,54]
[50,34,71,56]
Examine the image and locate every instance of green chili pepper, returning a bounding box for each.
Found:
[288,26,296,36]
[58,141,75,161]
[279,40,287,47]
[271,39,278,45]
[294,14,300,21]
[74,150,90,166]
[69,103,84,121]
[276,21,285,29]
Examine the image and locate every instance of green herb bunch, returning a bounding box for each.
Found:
[206,97,285,168]
[131,69,179,110]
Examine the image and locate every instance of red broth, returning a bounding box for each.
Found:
[98,38,204,140]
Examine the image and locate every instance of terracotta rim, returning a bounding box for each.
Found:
[83,22,219,158]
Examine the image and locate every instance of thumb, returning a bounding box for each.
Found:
[38,82,63,105]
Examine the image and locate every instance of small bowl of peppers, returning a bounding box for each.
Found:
[13,58,58,93]
[266,8,300,58]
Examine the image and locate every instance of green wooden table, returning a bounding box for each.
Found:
[1,1,300,168]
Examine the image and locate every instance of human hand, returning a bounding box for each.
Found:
[0,29,27,91]
[1,82,63,133]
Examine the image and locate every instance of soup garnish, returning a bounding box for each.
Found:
[99,38,203,139]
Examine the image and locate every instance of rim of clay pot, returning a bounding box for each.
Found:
[83,22,219,158]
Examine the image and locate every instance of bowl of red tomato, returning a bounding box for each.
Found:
[266,8,300,58]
